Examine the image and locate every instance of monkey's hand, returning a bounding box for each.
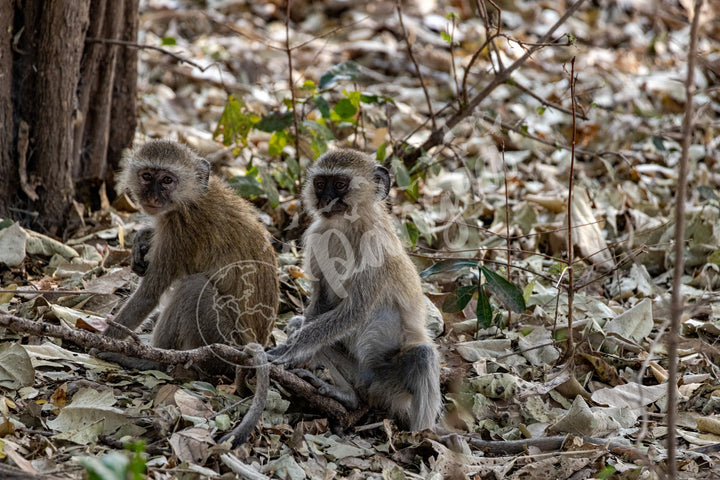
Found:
[130,228,153,276]
[266,343,291,363]
[266,341,311,366]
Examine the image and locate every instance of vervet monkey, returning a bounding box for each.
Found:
[269,149,441,430]
[105,140,279,446]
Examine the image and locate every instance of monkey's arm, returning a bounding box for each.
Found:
[269,282,374,364]
[104,266,174,339]
[130,228,154,276]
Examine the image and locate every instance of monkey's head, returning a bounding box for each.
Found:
[118,140,211,216]
[303,149,391,218]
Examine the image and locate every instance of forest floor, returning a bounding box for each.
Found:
[1,0,720,478]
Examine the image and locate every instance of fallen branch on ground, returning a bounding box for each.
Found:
[0,313,361,430]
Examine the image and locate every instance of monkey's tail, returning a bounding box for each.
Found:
[404,344,442,431]
[218,343,269,448]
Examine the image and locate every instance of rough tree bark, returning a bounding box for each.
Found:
[1,0,138,233]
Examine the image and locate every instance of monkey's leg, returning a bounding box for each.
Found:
[151,274,239,377]
[367,344,441,431]
[293,348,360,409]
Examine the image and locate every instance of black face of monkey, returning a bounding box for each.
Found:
[313,174,351,216]
[136,168,179,215]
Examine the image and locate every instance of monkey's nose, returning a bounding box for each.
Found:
[318,196,334,209]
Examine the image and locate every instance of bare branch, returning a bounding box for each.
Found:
[398,0,588,166]
[667,0,703,475]
[396,1,436,129]
[0,313,359,430]
[85,37,211,72]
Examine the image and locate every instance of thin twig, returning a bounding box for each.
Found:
[447,14,462,111]
[285,0,301,161]
[510,80,589,120]
[668,0,702,475]
[564,56,577,361]
[396,1,436,129]
[85,37,210,71]
[501,144,512,325]
[399,0,588,166]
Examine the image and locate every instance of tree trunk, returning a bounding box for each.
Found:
[1,0,138,234]
[0,2,15,216]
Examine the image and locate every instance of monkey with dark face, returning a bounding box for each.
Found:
[105,140,279,446]
[269,149,441,431]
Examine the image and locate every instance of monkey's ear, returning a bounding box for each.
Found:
[373,165,391,200]
[196,158,211,190]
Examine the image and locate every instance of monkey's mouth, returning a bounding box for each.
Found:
[319,202,347,217]
[141,203,165,215]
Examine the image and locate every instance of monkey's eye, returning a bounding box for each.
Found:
[141,172,153,182]
[314,179,326,190]
[161,176,174,185]
[334,181,347,191]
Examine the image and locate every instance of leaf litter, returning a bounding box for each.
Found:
[1,0,720,478]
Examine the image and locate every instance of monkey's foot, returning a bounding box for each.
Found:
[290,369,359,409]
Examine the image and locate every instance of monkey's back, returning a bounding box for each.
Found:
[153,176,279,346]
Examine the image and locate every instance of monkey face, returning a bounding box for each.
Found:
[312,174,351,217]
[303,150,393,219]
[135,168,179,215]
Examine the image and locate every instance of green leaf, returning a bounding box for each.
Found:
[391,158,412,189]
[301,79,316,92]
[315,95,331,118]
[440,31,452,43]
[596,465,616,480]
[698,185,718,201]
[255,112,293,133]
[333,98,358,120]
[477,287,493,329]
[229,174,265,198]
[420,259,479,279]
[258,167,280,208]
[403,220,419,247]
[479,266,526,313]
[302,120,334,159]
[160,36,176,46]
[652,136,666,151]
[376,143,388,163]
[442,285,476,313]
[536,106,546,115]
[319,61,361,89]
[287,156,301,179]
[344,90,362,108]
[268,130,290,156]
[406,173,420,201]
[213,95,257,147]
[81,451,131,480]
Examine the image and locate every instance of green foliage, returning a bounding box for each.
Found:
[420,260,526,330]
[213,95,258,150]
[596,465,616,479]
[213,62,396,204]
[160,37,176,46]
[319,61,361,89]
[81,442,146,480]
